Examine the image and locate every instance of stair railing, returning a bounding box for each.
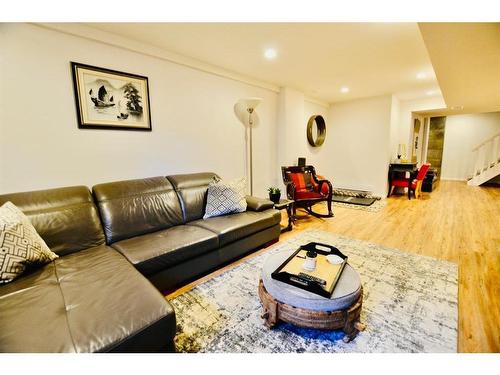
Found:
[471,132,500,177]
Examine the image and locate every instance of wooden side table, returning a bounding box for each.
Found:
[259,280,365,342]
[259,249,366,343]
[273,199,294,233]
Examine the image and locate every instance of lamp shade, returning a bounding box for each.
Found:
[237,97,262,111]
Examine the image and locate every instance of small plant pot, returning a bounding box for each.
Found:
[269,192,281,204]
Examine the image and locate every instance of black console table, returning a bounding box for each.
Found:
[388,162,418,199]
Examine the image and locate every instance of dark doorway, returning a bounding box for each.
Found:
[427,116,447,178]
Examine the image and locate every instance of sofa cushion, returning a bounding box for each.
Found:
[0,202,58,284]
[111,225,219,276]
[188,209,281,247]
[0,186,105,256]
[203,177,247,219]
[0,245,175,353]
[93,177,184,244]
[167,172,219,222]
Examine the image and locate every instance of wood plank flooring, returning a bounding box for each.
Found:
[167,181,500,353]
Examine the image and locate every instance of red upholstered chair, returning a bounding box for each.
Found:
[281,165,333,218]
[390,163,431,199]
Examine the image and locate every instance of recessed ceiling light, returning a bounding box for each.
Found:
[340,87,349,94]
[450,105,464,110]
[416,72,427,80]
[264,48,277,60]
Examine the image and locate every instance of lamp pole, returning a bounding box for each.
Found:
[247,107,254,196]
[236,97,261,197]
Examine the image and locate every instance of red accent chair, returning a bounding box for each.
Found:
[281,165,333,218]
[389,163,431,199]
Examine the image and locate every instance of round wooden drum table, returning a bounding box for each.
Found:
[259,249,366,343]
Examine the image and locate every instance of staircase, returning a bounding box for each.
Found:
[468,132,500,186]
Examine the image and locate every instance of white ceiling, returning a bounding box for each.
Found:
[87,23,441,103]
[419,23,500,114]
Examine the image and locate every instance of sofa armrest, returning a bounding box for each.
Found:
[245,196,274,212]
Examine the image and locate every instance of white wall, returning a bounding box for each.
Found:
[276,87,305,170]
[301,100,330,177]
[275,88,331,190]
[327,95,393,196]
[389,95,401,160]
[0,24,278,196]
[276,91,396,197]
[441,112,500,180]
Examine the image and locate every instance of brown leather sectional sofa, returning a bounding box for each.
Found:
[0,172,280,353]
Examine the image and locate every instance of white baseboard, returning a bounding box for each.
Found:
[440,177,467,181]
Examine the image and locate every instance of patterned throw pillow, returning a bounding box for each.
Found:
[203,177,247,219]
[0,201,58,284]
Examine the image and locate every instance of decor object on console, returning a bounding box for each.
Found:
[203,177,247,219]
[282,165,333,218]
[71,62,151,131]
[267,187,281,204]
[307,115,326,147]
[389,163,431,199]
[0,202,58,283]
[235,97,263,195]
[397,143,407,161]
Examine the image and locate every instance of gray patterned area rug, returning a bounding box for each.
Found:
[332,199,387,212]
[170,230,458,353]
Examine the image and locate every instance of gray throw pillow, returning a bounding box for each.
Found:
[0,201,58,284]
[203,177,247,219]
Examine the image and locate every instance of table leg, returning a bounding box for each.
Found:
[281,204,293,233]
[286,204,293,231]
[387,170,393,197]
[342,320,366,343]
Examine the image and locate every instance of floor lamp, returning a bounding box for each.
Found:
[236,97,262,196]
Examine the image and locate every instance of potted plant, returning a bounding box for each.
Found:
[268,187,281,204]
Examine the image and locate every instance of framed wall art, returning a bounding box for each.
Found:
[71,62,152,131]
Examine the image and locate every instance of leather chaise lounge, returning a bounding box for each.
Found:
[0,172,280,353]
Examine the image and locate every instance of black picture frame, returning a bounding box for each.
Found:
[71,62,152,131]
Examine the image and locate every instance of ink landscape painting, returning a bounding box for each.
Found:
[72,63,151,131]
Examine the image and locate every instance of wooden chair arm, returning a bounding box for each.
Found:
[315,179,333,197]
[283,180,296,200]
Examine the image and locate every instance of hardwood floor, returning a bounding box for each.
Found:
[167,181,500,353]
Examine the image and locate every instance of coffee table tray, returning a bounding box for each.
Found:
[271,242,347,298]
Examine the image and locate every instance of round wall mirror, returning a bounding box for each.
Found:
[307,115,326,147]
